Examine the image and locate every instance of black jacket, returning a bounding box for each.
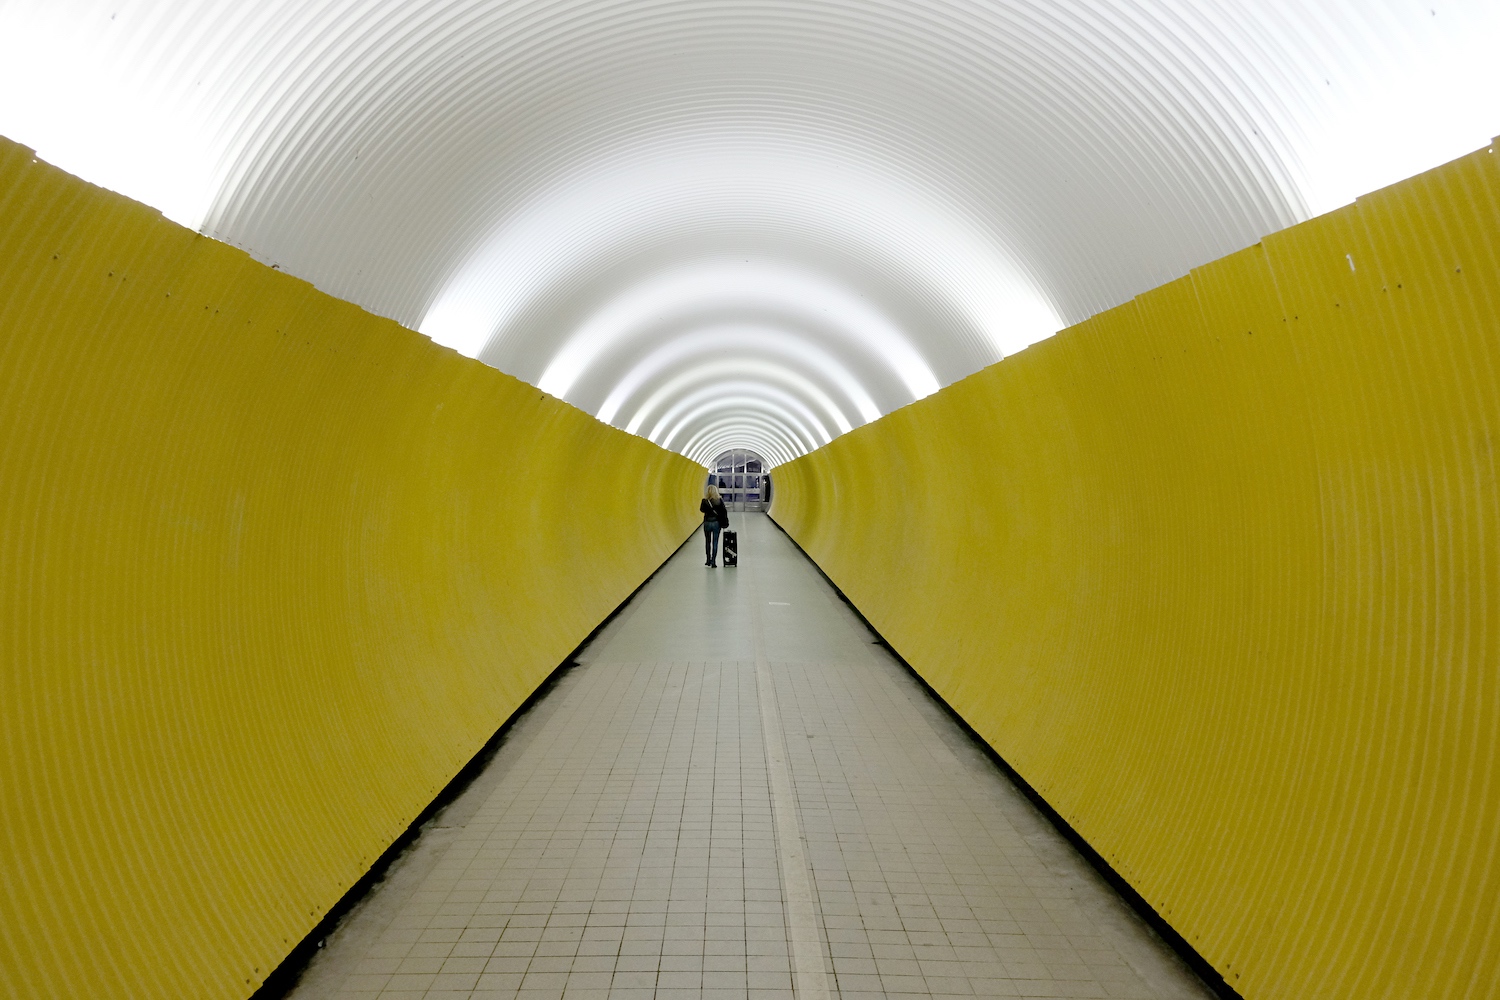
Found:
[700,497,729,526]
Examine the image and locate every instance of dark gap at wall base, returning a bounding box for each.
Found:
[253,528,699,1000]
[766,514,1244,1000]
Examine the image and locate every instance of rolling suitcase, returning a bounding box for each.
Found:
[721,529,738,567]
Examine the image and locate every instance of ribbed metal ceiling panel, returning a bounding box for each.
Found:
[2,0,1497,465]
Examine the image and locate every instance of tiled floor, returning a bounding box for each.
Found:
[290,514,1213,1000]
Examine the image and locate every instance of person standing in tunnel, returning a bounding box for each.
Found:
[700,484,729,567]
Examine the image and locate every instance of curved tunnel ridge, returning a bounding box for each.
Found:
[3,1,1498,463]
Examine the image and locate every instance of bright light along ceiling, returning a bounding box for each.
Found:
[2,0,1497,467]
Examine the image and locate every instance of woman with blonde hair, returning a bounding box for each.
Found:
[699,484,730,567]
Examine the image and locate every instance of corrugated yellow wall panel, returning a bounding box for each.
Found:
[0,136,704,999]
[772,142,1500,999]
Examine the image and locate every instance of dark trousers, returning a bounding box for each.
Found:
[703,521,721,564]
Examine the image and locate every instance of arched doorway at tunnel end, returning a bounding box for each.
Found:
[708,449,770,512]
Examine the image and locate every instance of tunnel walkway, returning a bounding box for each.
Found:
[292,514,1211,1000]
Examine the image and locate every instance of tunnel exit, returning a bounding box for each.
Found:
[708,448,770,512]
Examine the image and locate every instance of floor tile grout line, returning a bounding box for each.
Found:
[749,558,831,1000]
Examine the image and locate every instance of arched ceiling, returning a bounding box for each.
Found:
[3,1,1497,467]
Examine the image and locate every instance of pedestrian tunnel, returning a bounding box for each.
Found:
[5,130,1498,1000]
[1,4,1500,999]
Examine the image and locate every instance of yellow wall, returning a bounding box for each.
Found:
[0,136,703,999]
[772,142,1500,999]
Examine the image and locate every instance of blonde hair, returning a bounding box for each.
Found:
[706,484,720,500]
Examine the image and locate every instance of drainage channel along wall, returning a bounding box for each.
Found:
[772,142,1500,1000]
[0,136,704,1000]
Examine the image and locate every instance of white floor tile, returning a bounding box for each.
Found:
[288,516,1211,1000]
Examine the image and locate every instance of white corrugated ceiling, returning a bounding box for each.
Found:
[2,0,1497,466]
